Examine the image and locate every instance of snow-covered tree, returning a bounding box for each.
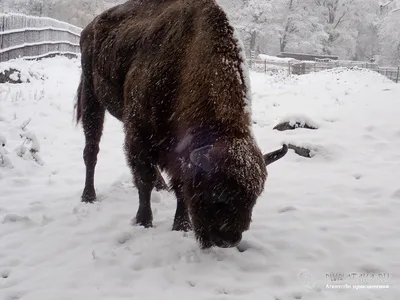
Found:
[222,0,273,55]
[312,0,359,58]
[354,1,381,61]
[268,0,327,54]
[378,2,400,64]
[1,0,125,27]
[1,0,399,64]
[223,0,327,56]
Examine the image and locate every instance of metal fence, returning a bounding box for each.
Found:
[0,13,82,62]
[248,58,400,83]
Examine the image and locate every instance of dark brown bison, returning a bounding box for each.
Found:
[74,0,287,249]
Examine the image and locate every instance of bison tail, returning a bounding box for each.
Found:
[73,74,83,125]
[263,144,288,166]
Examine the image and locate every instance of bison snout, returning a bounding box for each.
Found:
[211,231,242,248]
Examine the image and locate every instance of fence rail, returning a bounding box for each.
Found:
[0,13,82,62]
[248,58,400,83]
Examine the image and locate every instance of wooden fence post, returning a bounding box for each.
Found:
[396,66,400,83]
[264,60,267,73]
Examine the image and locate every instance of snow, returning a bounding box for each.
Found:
[276,114,320,129]
[0,134,7,147]
[231,24,253,117]
[0,60,47,83]
[0,41,79,54]
[1,56,400,300]
[0,12,82,33]
[0,27,81,37]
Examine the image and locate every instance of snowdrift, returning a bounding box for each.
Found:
[1,57,399,300]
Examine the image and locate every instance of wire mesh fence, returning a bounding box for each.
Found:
[247,58,400,83]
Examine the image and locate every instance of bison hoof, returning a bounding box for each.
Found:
[200,239,214,249]
[81,187,97,203]
[134,218,153,228]
[134,211,153,228]
[172,219,192,232]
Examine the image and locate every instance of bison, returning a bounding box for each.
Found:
[74,0,287,249]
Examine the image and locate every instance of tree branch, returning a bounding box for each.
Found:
[333,0,355,29]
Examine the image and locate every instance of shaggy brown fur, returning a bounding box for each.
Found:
[75,0,287,248]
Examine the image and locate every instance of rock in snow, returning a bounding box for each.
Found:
[273,114,319,131]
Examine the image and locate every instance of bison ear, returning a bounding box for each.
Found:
[190,145,213,172]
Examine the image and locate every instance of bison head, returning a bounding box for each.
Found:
[185,137,268,249]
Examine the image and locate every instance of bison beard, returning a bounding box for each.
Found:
[74,0,287,249]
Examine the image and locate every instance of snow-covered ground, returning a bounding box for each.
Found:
[1,57,399,300]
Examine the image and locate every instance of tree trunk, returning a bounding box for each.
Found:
[249,30,257,52]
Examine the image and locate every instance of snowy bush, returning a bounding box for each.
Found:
[16,131,44,166]
[275,114,320,131]
[0,134,13,168]
[0,68,24,84]
[0,63,47,84]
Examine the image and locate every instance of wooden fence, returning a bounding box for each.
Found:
[248,58,400,83]
[0,13,82,62]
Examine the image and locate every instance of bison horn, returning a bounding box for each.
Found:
[190,145,214,171]
[263,144,288,166]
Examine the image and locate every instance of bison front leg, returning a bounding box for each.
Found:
[171,179,191,231]
[134,171,155,228]
[132,162,157,228]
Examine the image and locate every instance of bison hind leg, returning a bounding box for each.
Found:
[79,78,105,203]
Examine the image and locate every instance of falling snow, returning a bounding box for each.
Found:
[0,56,399,300]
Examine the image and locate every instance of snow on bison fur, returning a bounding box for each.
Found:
[74,0,287,249]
